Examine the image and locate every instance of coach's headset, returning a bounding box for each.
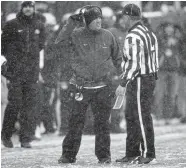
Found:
[70,5,102,23]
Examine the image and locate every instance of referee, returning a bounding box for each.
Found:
[115,4,159,164]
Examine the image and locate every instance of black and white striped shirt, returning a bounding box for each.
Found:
[120,22,159,87]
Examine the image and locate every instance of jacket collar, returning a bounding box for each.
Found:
[85,26,102,35]
[128,21,142,32]
[16,12,35,25]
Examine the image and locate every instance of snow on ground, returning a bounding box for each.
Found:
[1,124,186,168]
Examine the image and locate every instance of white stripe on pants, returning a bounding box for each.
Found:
[137,77,147,158]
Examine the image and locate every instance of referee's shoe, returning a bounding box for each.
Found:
[116,156,157,164]
[116,156,139,163]
[131,156,157,164]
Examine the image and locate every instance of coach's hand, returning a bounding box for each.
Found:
[70,13,83,22]
[69,13,84,26]
[115,85,126,97]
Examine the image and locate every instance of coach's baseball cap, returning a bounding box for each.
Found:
[122,4,141,17]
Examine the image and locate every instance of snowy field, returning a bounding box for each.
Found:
[1,124,186,168]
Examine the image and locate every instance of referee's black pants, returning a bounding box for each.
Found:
[125,75,156,158]
[62,85,112,161]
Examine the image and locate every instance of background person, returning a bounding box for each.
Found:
[39,12,59,135]
[57,12,74,136]
[1,56,8,130]
[108,11,128,133]
[153,22,182,121]
[1,1,45,148]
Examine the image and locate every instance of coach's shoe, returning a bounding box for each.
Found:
[21,142,32,148]
[1,136,13,148]
[58,156,76,164]
[98,158,111,164]
[116,156,138,163]
[132,156,157,164]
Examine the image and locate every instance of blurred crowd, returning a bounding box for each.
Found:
[1,1,186,143]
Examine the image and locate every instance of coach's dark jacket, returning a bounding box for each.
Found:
[56,18,121,87]
[1,12,45,83]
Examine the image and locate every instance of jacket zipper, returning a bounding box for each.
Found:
[26,27,30,52]
[93,34,96,81]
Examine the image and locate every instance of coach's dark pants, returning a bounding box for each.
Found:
[2,82,38,143]
[125,75,156,158]
[60,89,72,134]
[62,85,112,160]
